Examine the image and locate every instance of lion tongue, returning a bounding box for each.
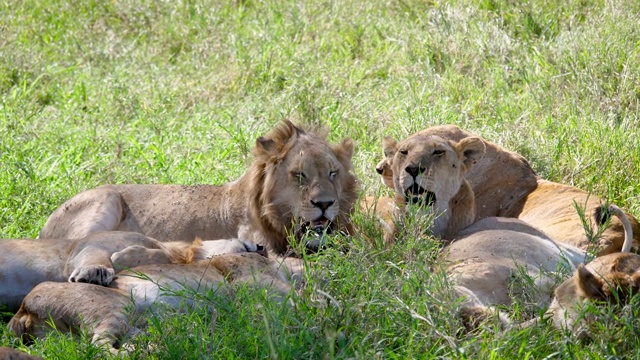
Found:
[312,219,328,230]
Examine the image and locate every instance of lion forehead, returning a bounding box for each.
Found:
[285,144,343,174]
[393,136,457,166]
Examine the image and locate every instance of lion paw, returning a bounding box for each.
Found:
[68,265,115,286]
[200,238,261,257]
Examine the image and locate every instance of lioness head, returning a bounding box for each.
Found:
[547,252,640,337]
[248,120,358,255]
[380,133,485,241]
[382,134,485,210]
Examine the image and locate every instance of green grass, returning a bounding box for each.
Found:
[2,0,640,358]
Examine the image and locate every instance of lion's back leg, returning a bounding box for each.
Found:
[40,187,133,239]
[8,282,131,350]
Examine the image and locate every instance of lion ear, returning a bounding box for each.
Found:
[577,264,606,299]
[332,137,355,165]
[376,158,395,188]
[255,136,278,156]
[382,137,398,157]
[457,137,486,170]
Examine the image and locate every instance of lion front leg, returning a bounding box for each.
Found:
[39,187,133,239]
[199,238,261,257]
[66,247,115,286]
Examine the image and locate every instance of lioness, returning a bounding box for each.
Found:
[0,231,258,312]
[376,125,640,254]
[521,205,640,337]
[39,120,358,255]
[444,216,587,330]
[377,134,486,243]
[9,253,291,351]
[446,204,633,332]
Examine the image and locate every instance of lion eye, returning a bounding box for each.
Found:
[399,149,408,155]
[292,172,307,182]
[329,170,338,181]
[433,150,445,157]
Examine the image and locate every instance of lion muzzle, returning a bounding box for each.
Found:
[404,184,436,207]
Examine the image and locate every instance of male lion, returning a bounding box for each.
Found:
[9,253,291,352]
[376,125,640,254]
[39,120,358,255]
[377,133,486,243]
[0,231,259,312]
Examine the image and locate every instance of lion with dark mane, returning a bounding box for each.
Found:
[39,120,358,255]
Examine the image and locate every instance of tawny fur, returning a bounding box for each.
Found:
[359,196,398,236]
[442,216,586,331]
[0,233,257,312]
[9,253,291,351]
[0,232,194,312]
[39,120,359,255]
[376,125,640,255]
[378,133,486,243]
[522,205,639,336]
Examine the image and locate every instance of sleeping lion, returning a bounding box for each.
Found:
[9,253,291,352]
[519,205,640,337]
[39,120,359,256]
[0,231,260,312]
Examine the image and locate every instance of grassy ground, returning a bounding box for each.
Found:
[2,0,640,358]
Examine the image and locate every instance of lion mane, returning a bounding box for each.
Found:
[246,121,358,254]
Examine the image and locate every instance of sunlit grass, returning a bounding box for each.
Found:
[1,0,639,358]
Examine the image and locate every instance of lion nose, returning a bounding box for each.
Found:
[405,166,425,178]
[311,200,334,211]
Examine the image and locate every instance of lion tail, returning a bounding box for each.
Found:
[159,238,204,264]
[595,204,634,253]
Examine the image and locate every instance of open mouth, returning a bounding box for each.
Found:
[405,184,436,207]
[293,216,335,254]
[300,216,333,236]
